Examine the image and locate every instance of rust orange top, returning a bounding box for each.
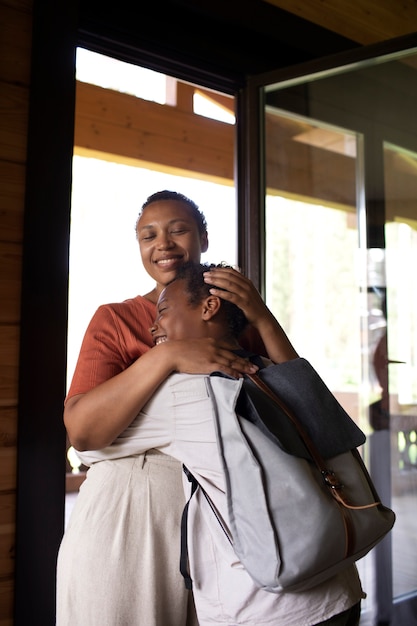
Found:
[67,295,265,401]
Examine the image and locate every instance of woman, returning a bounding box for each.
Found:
[56,191,298,625]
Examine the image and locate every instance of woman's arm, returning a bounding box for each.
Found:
[203,267,299,363]
[64,338,258,451]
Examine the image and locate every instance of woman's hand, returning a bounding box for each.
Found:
[203,266,299,363]
[158,337,258,379]
[203,266,267,326]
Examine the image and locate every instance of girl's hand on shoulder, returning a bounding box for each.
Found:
[156,338,258,378]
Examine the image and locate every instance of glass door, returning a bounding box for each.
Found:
[249,42,417,625]
[384,141,417,602]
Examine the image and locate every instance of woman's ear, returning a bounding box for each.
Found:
[201,295,221,320]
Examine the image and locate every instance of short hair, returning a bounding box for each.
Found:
[173,261,248,338]
[136,190,207,236]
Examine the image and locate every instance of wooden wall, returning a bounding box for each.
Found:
[0,1,32,622]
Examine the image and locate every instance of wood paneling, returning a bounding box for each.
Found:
[0,409,17,449]
[0,0,31,621]
[0,243,22,324]
[0,84,29,164]
[0,1,32,85]
[0,576,13,621]
[0,450,16,493]
[263,0,417,45]
[0,327,19,408]
[0,162,25,244]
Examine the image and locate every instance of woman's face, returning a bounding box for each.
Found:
[136,200,208,291]
[150,279,206,344]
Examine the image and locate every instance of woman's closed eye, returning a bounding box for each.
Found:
[169,228,188,236]
[156,301,169,317]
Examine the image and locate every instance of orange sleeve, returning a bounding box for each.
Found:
[66,299,155,401]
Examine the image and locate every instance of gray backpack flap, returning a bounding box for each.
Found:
[208,358,396,593]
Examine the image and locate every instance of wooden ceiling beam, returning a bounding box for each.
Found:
[74,81,234,182]
[262,0,417,45]
[74,78,417,220]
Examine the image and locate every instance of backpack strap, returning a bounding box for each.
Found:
[179,351,264,589]
[180,466,198,590]
[180,466,233,590]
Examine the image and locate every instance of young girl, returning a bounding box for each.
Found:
[74,262,365,626]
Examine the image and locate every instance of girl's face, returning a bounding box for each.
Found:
[136,200,208,293]
[150,279,207,344]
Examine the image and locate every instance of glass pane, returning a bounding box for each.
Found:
[262,44,417,623]
[265,112,361,401]
[384,142,417,598]
[264,114,373,613]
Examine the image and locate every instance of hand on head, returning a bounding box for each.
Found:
[150,261,257,378]
[203,266,268,326]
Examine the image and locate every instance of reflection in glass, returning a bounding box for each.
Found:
[262,45,417,623]
[384,143,417,599]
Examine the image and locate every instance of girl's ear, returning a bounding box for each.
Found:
[201,295,221,320]
[201,232,209,253]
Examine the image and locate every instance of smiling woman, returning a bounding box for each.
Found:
[135,192,209,304]
[58,190,266,626]
[67,159,237,388]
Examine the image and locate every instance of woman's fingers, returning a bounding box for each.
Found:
[204,267,266,321]
[170,339,258,377]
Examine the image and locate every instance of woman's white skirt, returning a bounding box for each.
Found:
[56,450,198,626]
